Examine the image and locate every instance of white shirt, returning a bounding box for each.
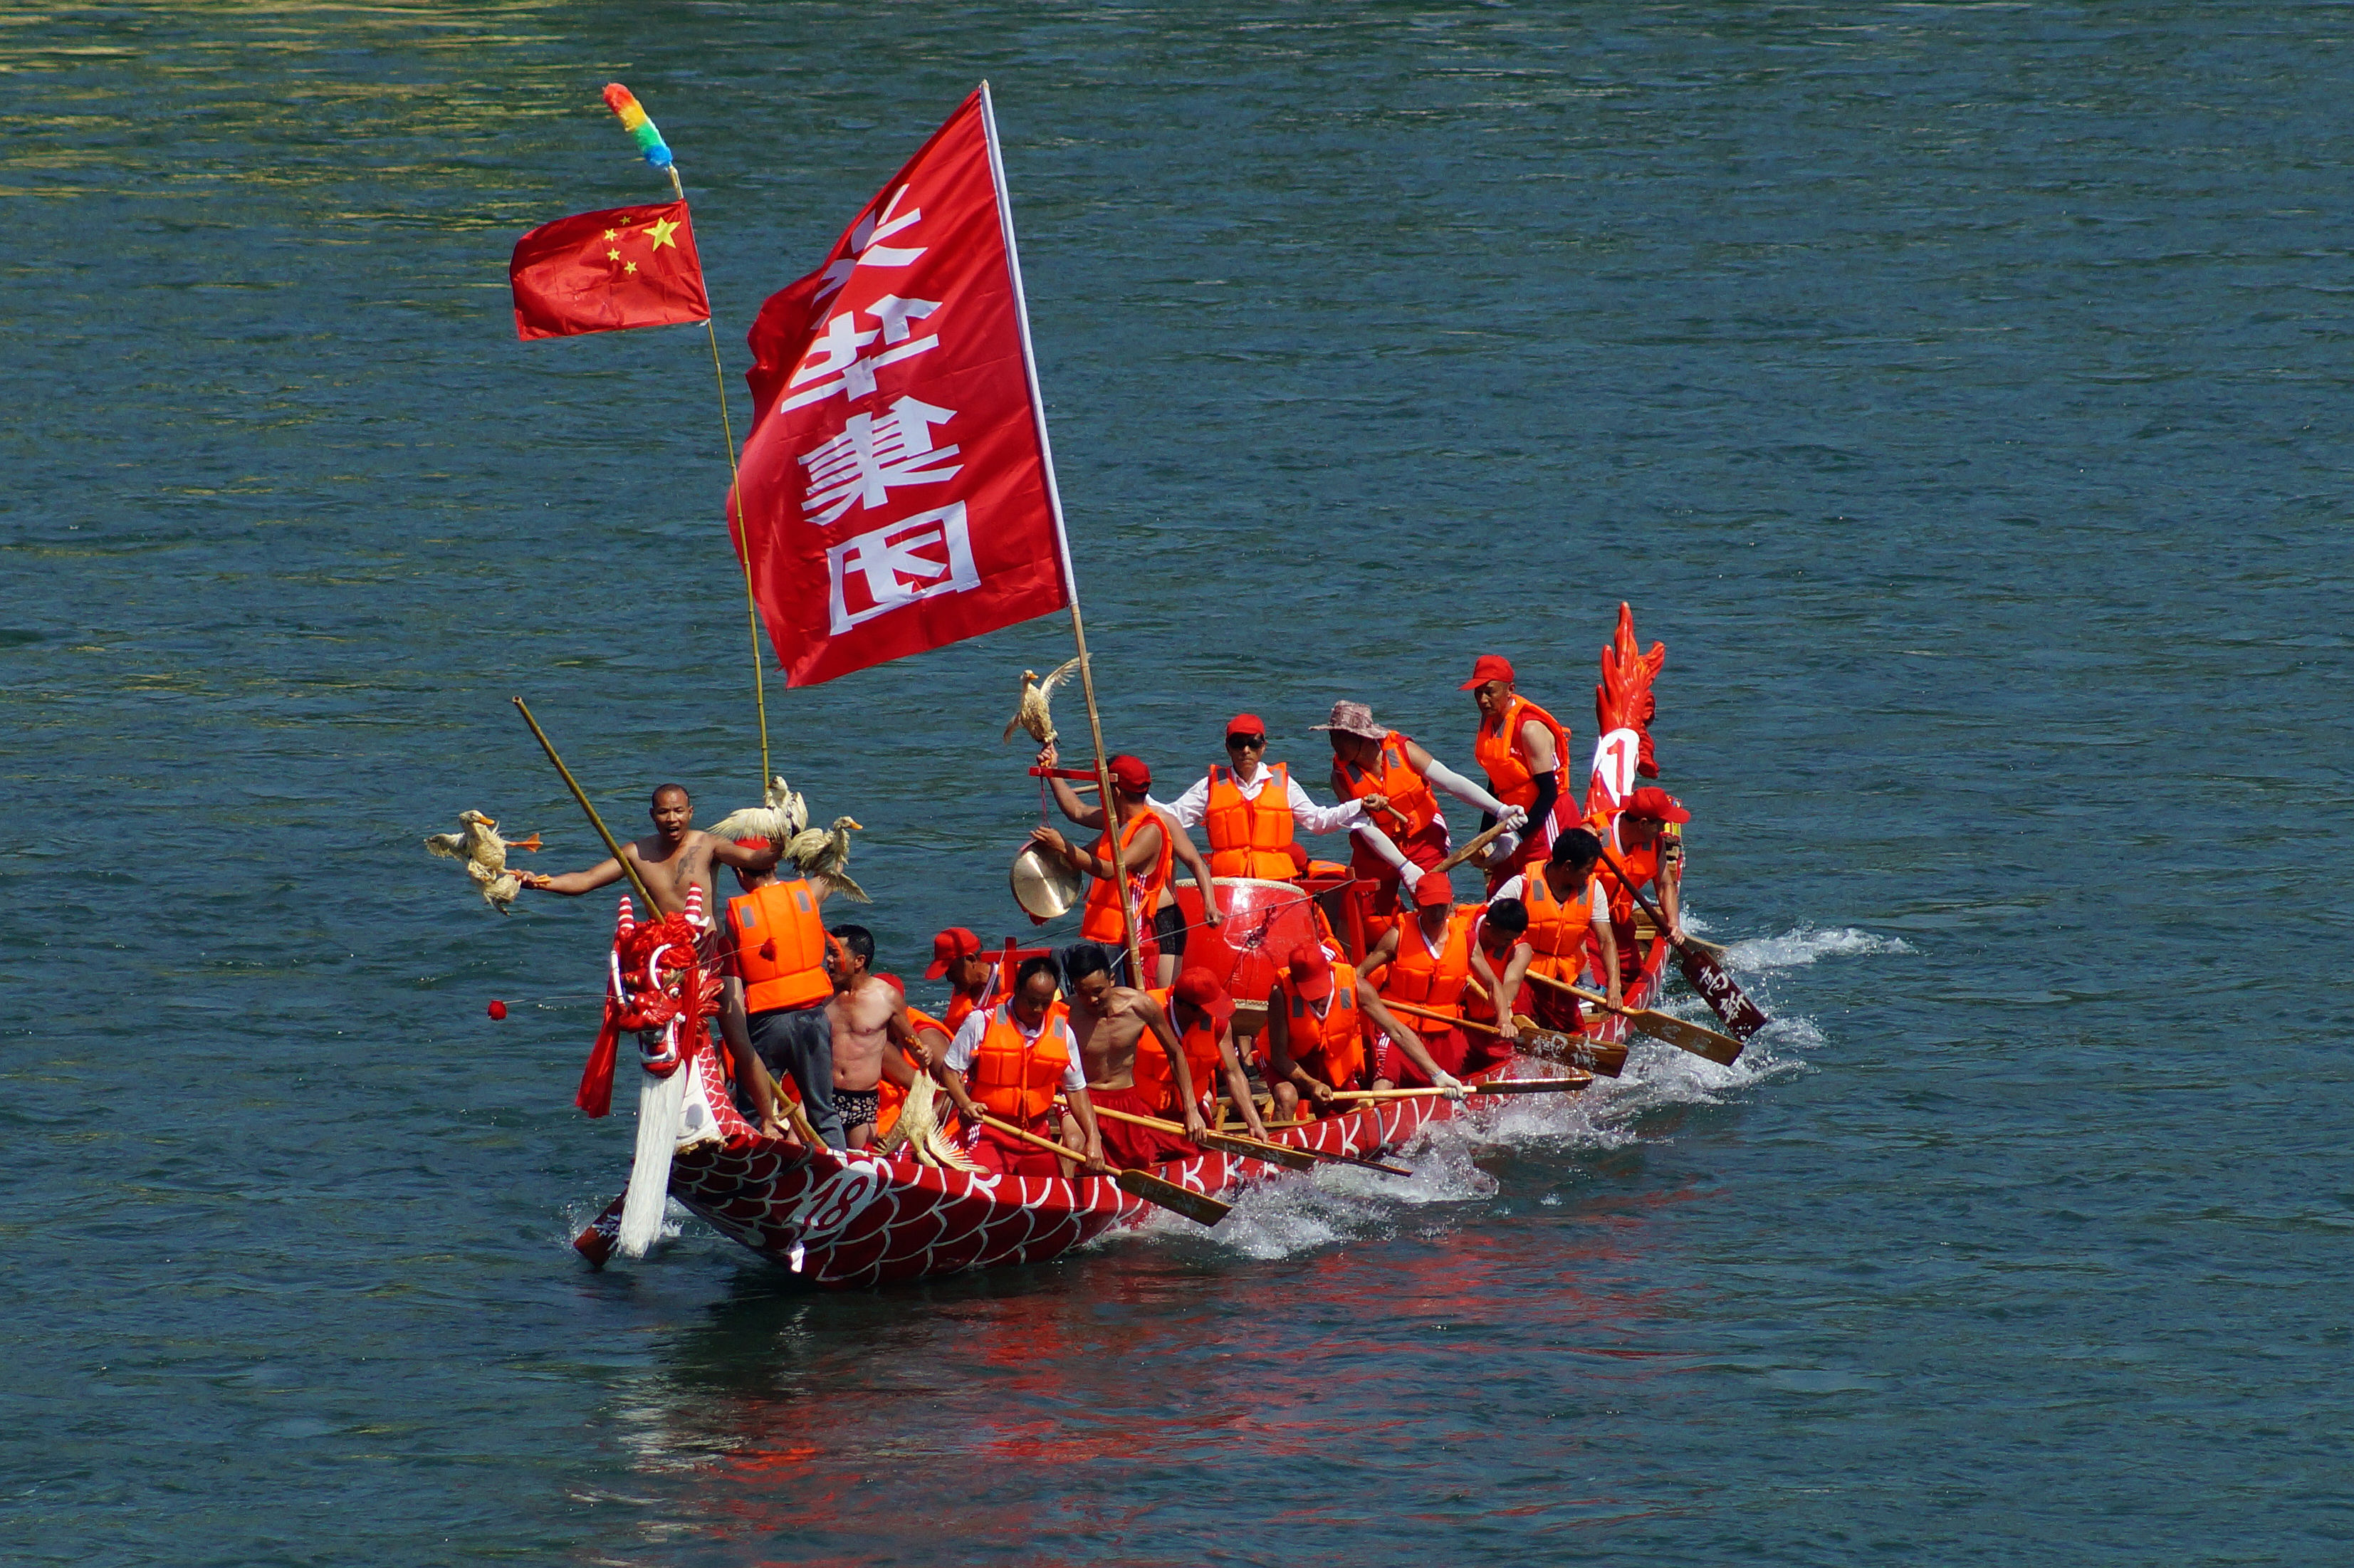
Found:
[1165,763,1369,835]
[947,1004,1086,1093]
[1490,873,1606,913]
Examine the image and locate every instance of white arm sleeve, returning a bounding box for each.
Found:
[1422,756,1506,817]
[1167,775,1212,829]
[1061,1057,1087,1093]
[1285,775,1368,835]
[1351,820,1411,872]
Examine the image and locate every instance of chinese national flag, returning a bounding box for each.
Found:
[510,199,711,341]
[728,86,1074,688]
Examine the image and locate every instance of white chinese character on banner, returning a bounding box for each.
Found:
[826,501,980,632]
[782,295,943,412]
[812,184,925,309]
[800,396,962,526]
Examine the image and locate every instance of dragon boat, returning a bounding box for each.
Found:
[567,606,1711,1288]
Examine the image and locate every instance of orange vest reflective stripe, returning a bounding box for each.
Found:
[1381,907,1476,1037]
[1274,963,1366,1088]
[1080,807,1174,944]
[1204,763,1297,879]
[1335,731,1445,877]
[725,879,832,1015]
[1472,695,1571,812]
[967,1003,1074,1126]
[1135,986,1225,1114]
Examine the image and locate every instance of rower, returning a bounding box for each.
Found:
[1028,751,1175,985]
[1599,786,1688,988]
[1164,713,1381,885]
[1139,966,1270,1141]
[1059,943,1208,1169]
[1462,897,1534,1059]
[1314,699,1514,937]
[1359,872,1487,1093]
[1460,656,1570,889]
[924,926,996,1034]
[1035,741,1222,986]
[716,843,847,1150]
[1490,827,1620,1035]
[1265,943,1438,1117]
[940,956,1107,1178]
[823,925,926,1149]
[519,783,779,934]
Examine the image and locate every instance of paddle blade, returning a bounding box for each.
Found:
[1522,1031,1628,1079]
[1631,1007,1743,1065]
[1201,1131,1314,1171]
[1676,946,1769,1040]
[1472,1075,1592,1096]
[1118,1167,1231,1225]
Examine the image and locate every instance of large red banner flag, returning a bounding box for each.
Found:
[510,199,711,341]
[730,85,1076,688]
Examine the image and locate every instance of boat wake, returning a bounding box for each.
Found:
[1712,923,1913,970]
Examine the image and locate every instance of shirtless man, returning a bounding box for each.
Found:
[822,925,925,1148]
[1060,943,1208,1168]
[518,784,777,925]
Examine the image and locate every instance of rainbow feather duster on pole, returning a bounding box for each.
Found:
[602,83,674,170]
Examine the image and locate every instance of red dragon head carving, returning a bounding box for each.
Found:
[573,887,723,1118]
[1581,602,1668,825]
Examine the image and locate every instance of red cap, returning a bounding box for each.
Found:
[1109,753,1151,791]
[1172,966,1234,1023]
[1225,713,1267,740]
[733,837,768,851]
[1621,786,1691,825]
[923,926,982,979]
[1412,870,1455,907]
[1286,943,1335,1002]
[1459,654,1517,690]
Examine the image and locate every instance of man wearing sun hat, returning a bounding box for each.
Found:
[1165,712,1384,884]
[1460,654,1571,890]
[1313,698,1517,936]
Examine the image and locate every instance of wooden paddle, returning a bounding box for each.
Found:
[1327,1075,1592,1102]
[1083,1102,1317,1172]
[1379,996,1628,1078]
[1522,972,1743,1065]
[1434,819,1514,876]
[1209,1101,1415,1174]
[1596,845,1769,1040]
[976,1114,1231,1226]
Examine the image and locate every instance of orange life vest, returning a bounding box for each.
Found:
[1600,842,1662,926]
[1334,731,1447,879]
[965,1002,1075,1126]
[1273,961,1366,1089]
[724,878,832,1015]
[1080,806,1174,944]
[1380,906,1477,1038]
[1472,694,1571,813]
[1522,866,1601,984]
[1204,762,1297,879]
[1134,987,1225,1114]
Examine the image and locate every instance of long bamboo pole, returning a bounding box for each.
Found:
[512,696,661,912]
[666,164,772,790]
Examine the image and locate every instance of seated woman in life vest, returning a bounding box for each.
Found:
[1314,699,1517,944]
[938,956,1109,1179]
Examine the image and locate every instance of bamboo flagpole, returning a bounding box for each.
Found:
[512,696,661,912]
[604,85,773,789]
[980,81,1149,986]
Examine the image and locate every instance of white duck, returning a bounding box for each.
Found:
[708,775,810,847]
[422,810,542,912]
[783,815,868,904]
[1001,654,1084,747]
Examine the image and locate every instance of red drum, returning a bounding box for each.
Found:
[1170,878,1332,1010]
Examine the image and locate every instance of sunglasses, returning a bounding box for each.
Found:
[1225,733,1266,748]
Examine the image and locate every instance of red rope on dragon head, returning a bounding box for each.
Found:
[574,887,723,1118]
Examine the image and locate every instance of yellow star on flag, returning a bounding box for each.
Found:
[642,216,680,251]
[624,261,638,275]
[602,228,617,240]
[607,248,620,261]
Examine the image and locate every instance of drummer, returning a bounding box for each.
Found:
[1032,743,1221,986]
[1163,712,1384,884]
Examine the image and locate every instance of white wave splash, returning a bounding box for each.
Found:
[1720,924,1913,971]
